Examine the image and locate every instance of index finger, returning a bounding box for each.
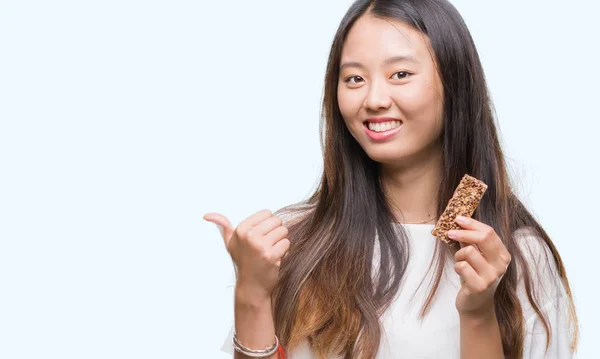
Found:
[452,216,501,254]
[451,229,488,253]
[237,209,274,233]
[455,216,489,232]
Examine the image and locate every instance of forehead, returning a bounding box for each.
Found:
[341,14,432,64]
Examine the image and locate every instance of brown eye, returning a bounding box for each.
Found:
[344,76,364,84]
[391,71,410,80]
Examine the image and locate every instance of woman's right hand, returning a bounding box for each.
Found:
[203,209,290,299]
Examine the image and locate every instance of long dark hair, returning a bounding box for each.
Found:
[271,1,578,358]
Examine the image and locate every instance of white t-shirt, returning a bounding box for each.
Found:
[221,223,573,358]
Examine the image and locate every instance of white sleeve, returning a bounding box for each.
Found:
[523,301,573,358]
[220,323,235,356]
[515,227,575,359]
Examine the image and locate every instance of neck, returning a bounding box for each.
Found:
[380,147,443,224]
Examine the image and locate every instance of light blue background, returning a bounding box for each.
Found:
[0,0,598,358]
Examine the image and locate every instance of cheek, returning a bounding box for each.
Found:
[394,81,444,138]
[399,79,443,121]
[397,81,438,114]
[337,86,362,120]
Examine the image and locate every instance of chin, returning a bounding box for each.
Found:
[363,147,409,165]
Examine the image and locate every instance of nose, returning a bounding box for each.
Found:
[365,79,392,111]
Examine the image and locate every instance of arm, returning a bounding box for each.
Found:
[459,310,504,359]
[204,210,290,359]
[233,284,279,359]
[448,216,511,359]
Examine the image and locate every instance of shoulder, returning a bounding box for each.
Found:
[511,226,568,317]
[512,227,577,356]
[512,227,557,274]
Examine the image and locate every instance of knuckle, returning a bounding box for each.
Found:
[260,209,273,216]
[499,252,511,265]
[473,282,487,292]
[234,226,246,239]
[280,226,289,237]
[259,248,271,261]
[465,246,475,255]
[454,261,464,271]
[248,241,261,255]
[480,232,490,242]
[277,239,290,253]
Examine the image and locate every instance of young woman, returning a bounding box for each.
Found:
[204,0,578,358]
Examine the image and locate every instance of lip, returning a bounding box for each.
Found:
[363,117,403,141]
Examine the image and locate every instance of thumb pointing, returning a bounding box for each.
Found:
[203,212,234,244]
[215,224,225,237]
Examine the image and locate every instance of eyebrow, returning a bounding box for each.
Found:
[339,55,419,72]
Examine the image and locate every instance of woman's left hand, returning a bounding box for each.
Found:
[447,215,511,316]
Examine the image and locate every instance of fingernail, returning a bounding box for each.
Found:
[455,216,467,224]
[447,230,457,238]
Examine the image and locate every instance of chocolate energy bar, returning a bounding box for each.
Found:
[431,174,488,246]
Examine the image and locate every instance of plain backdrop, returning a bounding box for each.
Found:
[1,0,598,358]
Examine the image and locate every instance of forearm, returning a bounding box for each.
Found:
[233,285,279,359]
[459,310,504,359]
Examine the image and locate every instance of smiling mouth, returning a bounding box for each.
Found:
[363,120,403,133]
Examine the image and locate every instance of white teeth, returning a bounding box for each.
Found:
[368,121,401,132]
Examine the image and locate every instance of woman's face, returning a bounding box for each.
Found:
[337,14,445,167]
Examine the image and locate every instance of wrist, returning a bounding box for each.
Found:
[459,306,497,328]
[235,282,272,307]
